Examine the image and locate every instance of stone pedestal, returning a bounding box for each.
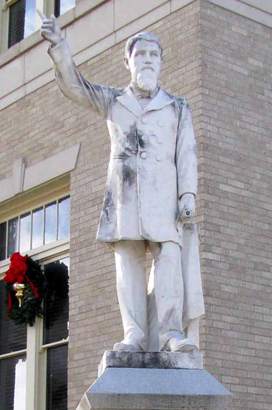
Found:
[76,352,231,410]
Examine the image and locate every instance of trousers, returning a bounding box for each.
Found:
[114,240,184,351]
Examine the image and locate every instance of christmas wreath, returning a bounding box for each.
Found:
[3,252,69,326]
[3,252,45,326]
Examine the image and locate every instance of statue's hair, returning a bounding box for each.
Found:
[124,32,163,59]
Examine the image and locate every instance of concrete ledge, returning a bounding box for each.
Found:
[77,368,231,410]
[209,0,272,27]
[23,143,80,191]
[0,143,80,203]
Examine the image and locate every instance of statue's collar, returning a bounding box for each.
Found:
[116,86,174,116]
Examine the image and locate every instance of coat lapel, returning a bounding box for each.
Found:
[116,87,142,117]
[144,89,174,113]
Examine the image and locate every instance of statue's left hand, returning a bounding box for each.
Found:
[178,193,196,222]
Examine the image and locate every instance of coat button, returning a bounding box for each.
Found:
[141,117,148,124]
[140,151,147,159]
[156,155,161,161]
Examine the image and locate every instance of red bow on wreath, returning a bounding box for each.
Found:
[4,253,28,312]
[4,252,28,284]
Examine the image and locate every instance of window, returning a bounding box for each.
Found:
[0,189,70,410]
[3,0,76,49]
[0,196,70,262]
[43,257,69,410]
[0,257,69,410]
[8,0,37,48]
[54,0,75,17]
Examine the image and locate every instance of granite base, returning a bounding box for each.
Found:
[76,351,231,410]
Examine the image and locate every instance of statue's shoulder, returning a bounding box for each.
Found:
[174,95,188,111]
[164,92,190,128]
[176,96,187,107]
[163,90,188,112]
[106,86,124,108]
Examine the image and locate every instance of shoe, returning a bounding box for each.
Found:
[162,337,198,352]
[113,342,143,352]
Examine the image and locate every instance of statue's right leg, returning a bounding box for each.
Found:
[113,240,147,352]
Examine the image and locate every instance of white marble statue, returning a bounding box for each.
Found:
[41,15,205,352]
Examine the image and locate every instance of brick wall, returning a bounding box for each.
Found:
[199,1,272,409]
[0,0,271,409]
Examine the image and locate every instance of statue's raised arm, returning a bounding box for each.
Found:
[41,15,113,117]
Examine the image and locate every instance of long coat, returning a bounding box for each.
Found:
[49,40,197,246]
[49,40,204,322]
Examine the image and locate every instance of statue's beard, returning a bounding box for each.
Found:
[136,70,158,93]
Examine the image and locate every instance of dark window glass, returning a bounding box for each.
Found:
[0,281,27,355]
[8,0,37,48]
[19,213,31,253]
[58,197,70,241]
[0,355,26,410]
[43,259,69,344]
[7,218,18,258]
[0,222,7,261]
[46,345,67,410]
[54,0,60,17]
[8,0,25,48]
[54,0,75,17]
[45,202,57,244]
[32,207,44,249]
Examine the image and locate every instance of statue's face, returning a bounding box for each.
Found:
[126,39,161,93]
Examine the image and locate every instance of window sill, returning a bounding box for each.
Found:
[0,239,69,276]
[41,337,69,351]
[0,0,107,68]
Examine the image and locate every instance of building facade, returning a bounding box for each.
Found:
[0,0,271,409]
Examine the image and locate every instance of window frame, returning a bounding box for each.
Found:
[26,251,69,410]
[0,2,9,54]
[0,0,54,53]
[0,187,70,410]
[0,194,70,261]
[0,186,70,265]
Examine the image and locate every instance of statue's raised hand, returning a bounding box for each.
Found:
[38,12,62,46]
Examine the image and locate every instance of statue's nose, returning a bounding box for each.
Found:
[144,54,152,63]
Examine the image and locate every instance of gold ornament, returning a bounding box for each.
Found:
[13,283,26,308]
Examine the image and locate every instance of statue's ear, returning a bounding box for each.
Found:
[123,57,129,70]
